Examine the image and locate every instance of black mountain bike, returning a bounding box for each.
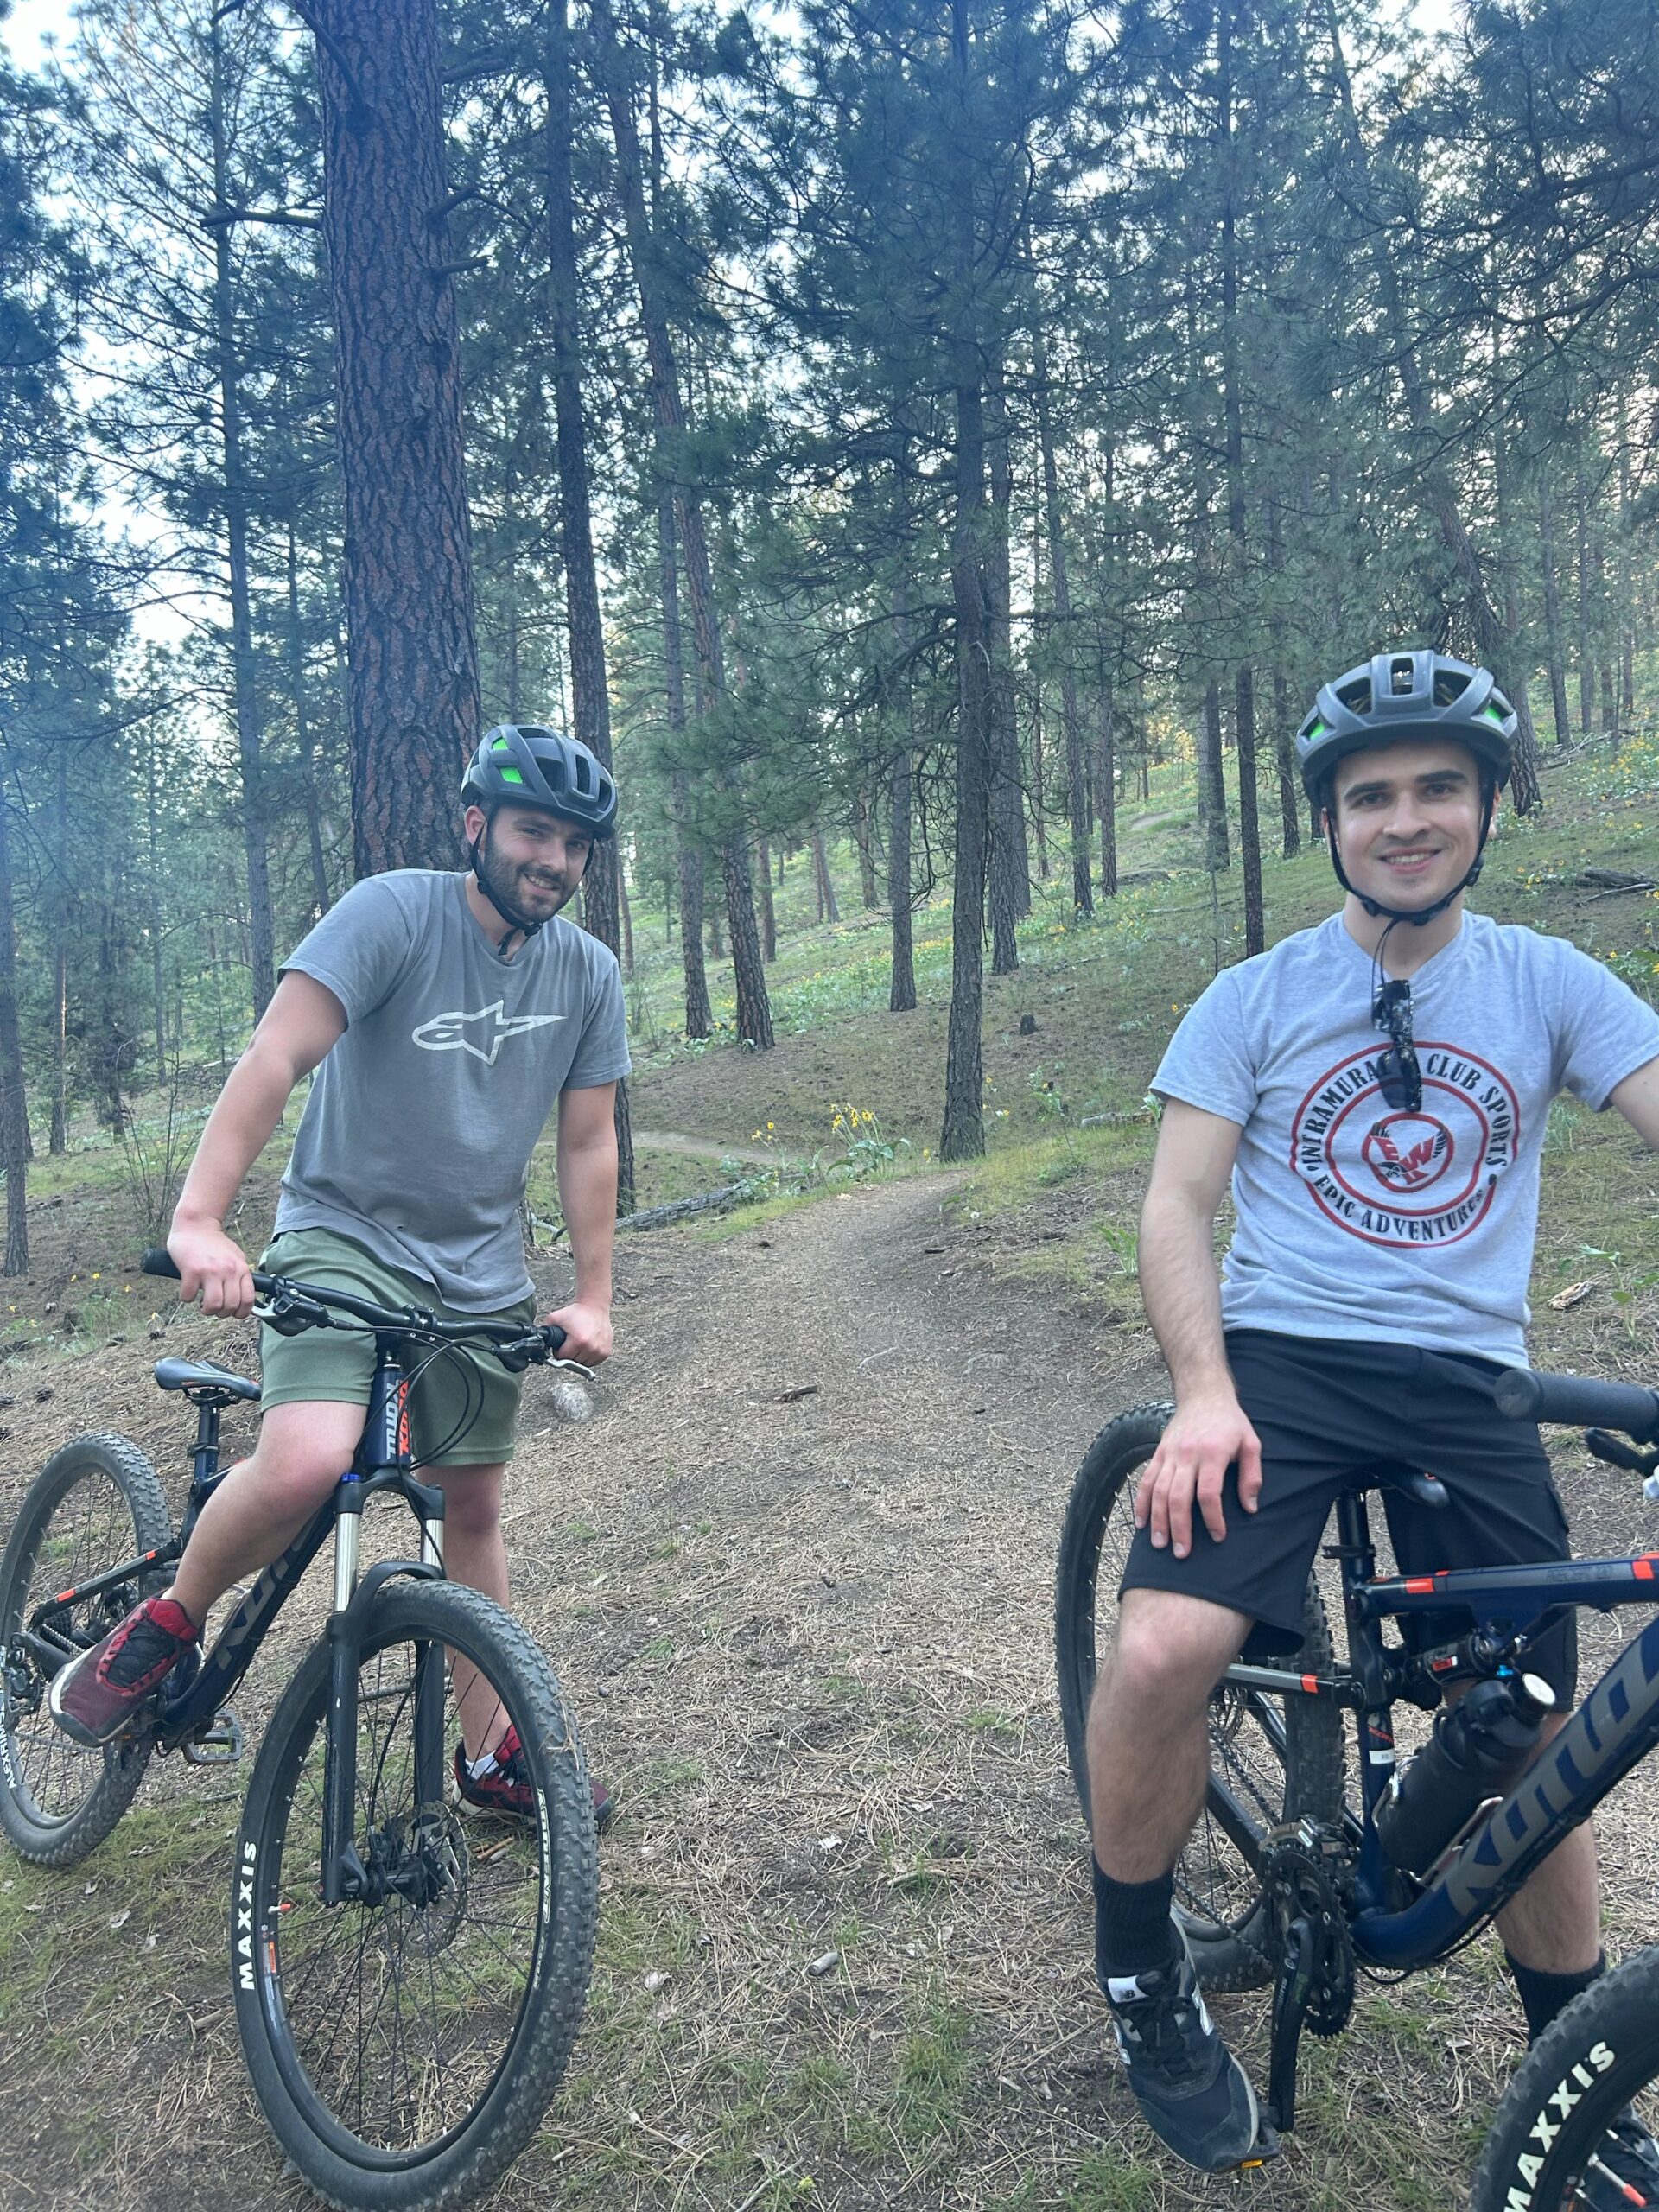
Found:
[1055,1368,1659,2211]
[0,1250,601,2212]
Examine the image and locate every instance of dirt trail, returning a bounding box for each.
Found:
[1,1173,1651,2211]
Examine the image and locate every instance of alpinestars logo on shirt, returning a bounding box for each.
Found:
[412,1002,565,1065]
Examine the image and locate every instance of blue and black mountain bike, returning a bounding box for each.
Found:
[0,1251,601,2212]
[1056,1367,1659,2209]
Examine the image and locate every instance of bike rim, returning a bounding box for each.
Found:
[249,1624,552,2170]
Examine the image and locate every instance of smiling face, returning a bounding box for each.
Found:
[464,801,593,926]
[1326,738,1493,916]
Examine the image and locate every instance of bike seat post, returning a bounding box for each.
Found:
[189,1398,223,1499]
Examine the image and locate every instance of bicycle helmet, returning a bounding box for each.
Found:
[1296,650,1516,926]
[1296,651,1515,804]
[461,723,618,840]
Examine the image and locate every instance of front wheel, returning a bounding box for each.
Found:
[1471,1947,1659,2211]
[233,1579,599,2212]
[1055,1403,1347,1991]
[0,1433,172,1866]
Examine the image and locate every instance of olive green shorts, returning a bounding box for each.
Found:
[256,1227,536,1467]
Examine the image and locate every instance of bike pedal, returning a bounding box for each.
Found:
[1237,2119,1283,2169]
[181,1708,244,1766]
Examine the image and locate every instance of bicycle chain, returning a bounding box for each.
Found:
[1260,1827,1356,2038]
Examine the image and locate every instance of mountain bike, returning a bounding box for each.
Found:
[1055,1367,1659,2210]
[0,1249,601,2212]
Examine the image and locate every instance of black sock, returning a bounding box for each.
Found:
[1094,1860,1177,1986]
[1505,1949,1605,2044]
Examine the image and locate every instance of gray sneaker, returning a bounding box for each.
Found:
[1103,1933,1273,2172]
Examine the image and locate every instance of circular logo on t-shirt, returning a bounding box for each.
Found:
[1291,1045,1519,1248]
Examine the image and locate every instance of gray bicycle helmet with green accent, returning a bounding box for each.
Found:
[1299,651,1516,927]
[1296,650,1515,804]
[462,723,618,839]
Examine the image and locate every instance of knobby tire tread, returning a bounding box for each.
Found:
[0,1432,171,1866]
[233,1578,599,2212]
[1470,1946,1659,2212]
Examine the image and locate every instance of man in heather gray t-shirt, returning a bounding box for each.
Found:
[51,724,631,1830]
[277,868,628,1313]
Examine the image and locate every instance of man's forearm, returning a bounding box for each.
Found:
[557,1134,618,1306]
[1138,1189,1234,1399]
[173,1042,298,1230]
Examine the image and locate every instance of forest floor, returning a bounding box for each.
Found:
[1,732,1659,2209]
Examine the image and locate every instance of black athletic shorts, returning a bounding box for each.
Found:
[1118,1330,1578,1702]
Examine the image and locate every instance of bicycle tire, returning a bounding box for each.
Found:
[1471,1946,1659,2212]
[233,1577,598,2212]
[1055,1402,1347,1990]
[0,1433,171,1866]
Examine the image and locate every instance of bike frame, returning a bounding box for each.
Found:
[1213,1486,1659,1973]
[29,1332,447,1905]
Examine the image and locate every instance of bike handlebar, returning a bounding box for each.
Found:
[1493,1365,1659,1443]
[140,1249,567,1365]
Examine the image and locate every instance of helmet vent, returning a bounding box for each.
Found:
[1433,669,1471,706]
[1389,657,1415,694]
[1334,677,1371,714]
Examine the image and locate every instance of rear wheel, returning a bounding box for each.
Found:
[0,1433,172,1866]
[234,1578,598,2211]
[1055,1403,1347,1989]
[1471,1947,1659,2212]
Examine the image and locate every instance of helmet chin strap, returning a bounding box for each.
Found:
[1324,777,1497,929]
[469,822,548,942]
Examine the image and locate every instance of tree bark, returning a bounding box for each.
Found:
[1199,682,1230,870]
[1096,641,1117,898]
[888,574,918,1013]
[812,825,840,924]
[208,15,276,1014]
[659,497,711,1035]
[593,0,771,1045]
[1574,463,1595,735]
[1217,0,1263,955]
[312,0,480,876]
[546,0,632,1211]
[0,787,28,1274]
[940,0,990,1163]
[986,367,1023,969]
[1034,324,1090,914]
[286,524,333,917]
[1539,472,1572,744]
[756,837,777,960]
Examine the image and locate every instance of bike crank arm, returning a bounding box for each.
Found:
[1266,1915,1315,2136]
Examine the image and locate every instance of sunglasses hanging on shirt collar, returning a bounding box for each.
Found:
[1372,978,1423,1114]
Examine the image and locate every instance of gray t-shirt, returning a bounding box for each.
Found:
[274,870,631,1311]
[1152,911,1659,1366]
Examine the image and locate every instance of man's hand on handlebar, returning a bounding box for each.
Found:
[168,1217,257,1319]
[539,1299,611,1368]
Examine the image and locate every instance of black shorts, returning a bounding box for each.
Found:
[1118,1330,1578,1701]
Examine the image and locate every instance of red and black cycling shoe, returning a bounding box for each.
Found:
[48,1595,200,1747]
[453,1722,616,1833]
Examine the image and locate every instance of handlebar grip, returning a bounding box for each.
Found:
[544,1323,566,1356]
[1494,1367,1659,1442]
[142,1249,181,1280]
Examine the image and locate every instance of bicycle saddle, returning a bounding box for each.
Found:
[153,1358,261,1402]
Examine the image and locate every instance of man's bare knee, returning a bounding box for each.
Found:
[246,1402,365,1515]
[1097,1589,1249,1723]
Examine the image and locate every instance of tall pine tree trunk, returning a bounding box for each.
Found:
[0,787,28,1274]
[287,524,333,917]
[1574,463,1596,735]
[1539,472,1573,744]
[659,498,711,1036]
[208,16,276,1014]
[1035,326,1090,915]
[1217,0,1263,956]
[940,0,991,1163]
[757,839,777,959]
[547,0,632,1208]
[594,0,770,1045]
[889,575,918,1014]
[312,0,480,875]
[986,367,1023,969]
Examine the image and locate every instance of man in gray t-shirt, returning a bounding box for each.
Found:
[1084,652,1659,2198]
[51,724,629,1827]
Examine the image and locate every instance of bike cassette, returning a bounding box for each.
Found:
[1261,1821,1355,2037]
[181,1707,244,1767]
